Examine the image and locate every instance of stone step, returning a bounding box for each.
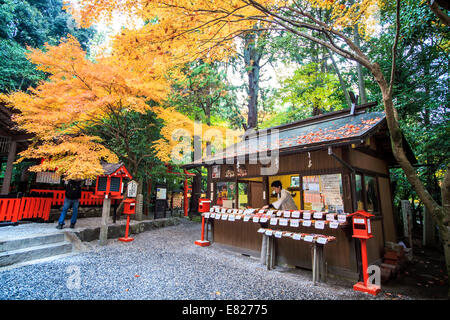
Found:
[0,241,72,267]
[0,233,65,253]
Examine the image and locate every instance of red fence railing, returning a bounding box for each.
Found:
[30,189,120,206]
[0,197,52,222]
[30,189,105,206]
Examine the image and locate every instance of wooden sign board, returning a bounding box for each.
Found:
[127,180,138,198]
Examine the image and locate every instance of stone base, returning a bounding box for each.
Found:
[194,240,210,247]
[353,282,381,296]
[119,237,134,242]
[73,217,183,242]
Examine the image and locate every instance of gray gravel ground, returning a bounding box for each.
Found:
[0,220,420,300]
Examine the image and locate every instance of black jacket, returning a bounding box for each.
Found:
[65,180,82,200]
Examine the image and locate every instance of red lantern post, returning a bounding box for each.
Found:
[348,210,381,296]
[119,198,136,242]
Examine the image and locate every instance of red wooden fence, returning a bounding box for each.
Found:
[0,190,123,223]
[30,189,105,206]
[0,197,52,222]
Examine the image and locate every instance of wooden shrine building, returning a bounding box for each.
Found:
[182,103,416,279]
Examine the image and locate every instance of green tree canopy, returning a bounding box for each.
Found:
[0,0,95,93]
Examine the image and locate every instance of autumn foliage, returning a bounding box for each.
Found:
[3,34,240,178]
[3,36,168,179]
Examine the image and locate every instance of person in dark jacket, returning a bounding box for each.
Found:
[56,180,82,229]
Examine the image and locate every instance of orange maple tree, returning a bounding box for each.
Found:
[3,34,240,179]
[3,36,169,179]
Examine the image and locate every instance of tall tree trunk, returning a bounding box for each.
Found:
[422,51,439,205]
[354,24,368,104]
[371,62,450,295]
[327,48,353,108]
[243,31,262,129]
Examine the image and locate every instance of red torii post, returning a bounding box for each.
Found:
[164,164,195,217]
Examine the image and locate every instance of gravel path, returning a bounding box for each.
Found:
[0,220,415,300]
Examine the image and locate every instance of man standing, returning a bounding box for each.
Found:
[56,180,82,229]
[262,180,298,210]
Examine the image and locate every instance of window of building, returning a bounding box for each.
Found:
[354,173,381,215]
[365,175,379,214]
[355,174,364,210]
[216,182,236,208]
[302,174,344,213]
[238,183,248,209]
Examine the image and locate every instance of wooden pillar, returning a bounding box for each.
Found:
[260,235,267,265]
[206,166,212,199]
[422,207,436,247]
[401,200,413,248]
[99,196,111,246]
[263,176,269,206]
[234,168,238,209]
[1,140,16,195]
[183,176,188,217]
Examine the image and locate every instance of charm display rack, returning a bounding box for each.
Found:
[200,207,350,285]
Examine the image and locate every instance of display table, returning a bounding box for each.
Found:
[200,207,357,279]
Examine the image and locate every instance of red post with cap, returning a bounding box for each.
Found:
[195,199,211,247]
[119,198,136,242]
[348,210,381,296]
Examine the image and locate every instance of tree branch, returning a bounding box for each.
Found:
[429,0,450,26]
[389,0,401,96]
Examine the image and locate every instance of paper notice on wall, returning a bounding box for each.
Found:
[36,172,61,184]
[321,174,343,206]
[239,194,248,205]
[312,203,324,211]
